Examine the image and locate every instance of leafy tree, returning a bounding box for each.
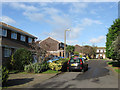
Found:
[106,18,120,60]
[111,35,120,61]
[11,48,33,70]
[82,45,97,58]
[66,45,75,58]
[74,51,79,55]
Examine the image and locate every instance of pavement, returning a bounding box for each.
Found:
[7,73,57,88]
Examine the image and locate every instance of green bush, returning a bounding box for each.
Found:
[74,52,79,55]
[1,66,9,87]
[24,62,49,73]
[79,55,83,58]
[11,48,33,70]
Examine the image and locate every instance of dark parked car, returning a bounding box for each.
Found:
[67,57,88,72]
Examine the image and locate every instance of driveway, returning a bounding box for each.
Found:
[32,60,118,88]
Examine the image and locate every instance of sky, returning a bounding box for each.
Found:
[0,1,119,47]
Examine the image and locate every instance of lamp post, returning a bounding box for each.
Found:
[64,29,70,58]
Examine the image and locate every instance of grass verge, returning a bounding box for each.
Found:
[115,69,120,73]
[107,61,120,73]
[42,70,59,74]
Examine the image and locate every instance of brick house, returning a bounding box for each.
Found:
[39,37,67,57]
[96,47,106,59]
[74,44,83,54]
[0,22,37,64]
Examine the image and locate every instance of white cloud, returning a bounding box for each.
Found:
[9,2,39,12]
[68,26,83,39]
[69,3,88,13]
[0,16,16,24]
[81,18,102,26]
[90,36,105,43]
[23,12,44,21]
[67,40,79,45]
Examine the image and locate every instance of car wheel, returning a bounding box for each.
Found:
[81,68,85,72]
[67,69,71,72]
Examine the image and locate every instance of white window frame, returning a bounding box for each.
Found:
[11,32,17,39]
[2,29,7,37]
[101,49,103,53]
[4,48,11,57]
[20,35,25,41]
[97,49,99,53]
[28,37,32,43]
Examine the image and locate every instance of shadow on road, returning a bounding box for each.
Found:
[7,78,34,87]
[74,60,110,81]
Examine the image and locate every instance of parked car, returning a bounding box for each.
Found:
[82,56,87,60]
[67,57,88,72]
[47,57,59,63]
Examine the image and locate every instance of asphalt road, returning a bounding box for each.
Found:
[32,60,118,88]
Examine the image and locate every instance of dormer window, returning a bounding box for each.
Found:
[2,29,7,37]
[11,32,17,39]
[28,37,32,43]
[20,35,25,41]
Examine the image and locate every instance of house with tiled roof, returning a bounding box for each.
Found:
[0,22,37,65]
[74,44,83,54]
[39,37,66,57]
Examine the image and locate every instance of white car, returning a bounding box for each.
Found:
[82,57,87,60]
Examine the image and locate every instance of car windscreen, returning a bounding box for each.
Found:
[70,58,80,63]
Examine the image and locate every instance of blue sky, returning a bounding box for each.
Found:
[1,1,119,47]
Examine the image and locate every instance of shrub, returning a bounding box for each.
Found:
[86,55,90,60]
[24,62,49,73]
[1,66,9,87]
[49,58,69,71]
[11,48,33,70]
[79,55,83,58]
[49,62,62,71]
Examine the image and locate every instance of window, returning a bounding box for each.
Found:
[28,37,32,43]
[11,32,17,39]
[4,48,11,57]
[2,29,7,37]
[97,49,99,52]
[20,35,25,41]
[100,49,103,53]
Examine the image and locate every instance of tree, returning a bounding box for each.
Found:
[111,35,120,61]
[11,48,33,70]
[82,45,97,59]
[106,18,120,60]
[30,41,47,63]
[74,51,79,55]
[66,45,75,58]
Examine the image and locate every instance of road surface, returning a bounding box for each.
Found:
[32,60,118,88]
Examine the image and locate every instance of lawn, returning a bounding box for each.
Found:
[42,70,59,74]
[107,61,120,73]
[115,69,120,73]
[9,70,60,74]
